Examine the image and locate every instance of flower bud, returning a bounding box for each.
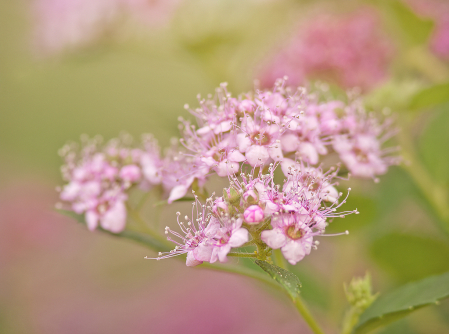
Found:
[344,273,377,310]
[243,205,264,224]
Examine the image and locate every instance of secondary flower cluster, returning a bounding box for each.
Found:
[152,163,357,266]
[259,9,393,91]
[58,80,398,243]
[58,131,209,233]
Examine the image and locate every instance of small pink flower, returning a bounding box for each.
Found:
[244,205,264,224]
[261,214,315,265]
[152,198,248,266]
[208,218,249,263]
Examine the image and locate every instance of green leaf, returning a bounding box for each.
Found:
[354,271,449,334]
[255,260,302,300]
[384,0,434,46]
[58,209,171,252]
[370,233,449,283]
[409,82,449,110]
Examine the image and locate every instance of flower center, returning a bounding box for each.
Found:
[250,131,271,145]
[354,148,369,163]
[285,225,305,240]
[219,232,231,244]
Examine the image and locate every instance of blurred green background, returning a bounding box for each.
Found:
[1,0,448,333]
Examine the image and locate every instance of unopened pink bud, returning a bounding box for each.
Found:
[244,205,264,224]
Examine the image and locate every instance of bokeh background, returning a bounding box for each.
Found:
[1,0,448,333]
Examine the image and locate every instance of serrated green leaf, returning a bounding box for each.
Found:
[255,260,302,300]
[409,82,449,110]
[354,272,449,334]
[58,209,171,252]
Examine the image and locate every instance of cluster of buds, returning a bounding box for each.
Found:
[153,163,357,266]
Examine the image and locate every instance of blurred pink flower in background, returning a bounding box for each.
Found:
[32,0,182,56]
[33,0,119,55]
[259,9,394,91]
[405,0,449,60]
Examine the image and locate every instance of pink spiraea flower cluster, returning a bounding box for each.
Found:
[58,79,398,263]
[152,163,356,266]
[259,9,393,91]
[58,134,201,233]
[32,0,182,56]
[178,79,399,184]
[404,0,449,60]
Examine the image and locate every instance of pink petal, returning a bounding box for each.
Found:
[167,185,188,203]
[228,150,246,162]
[268,144,283,162]
[85,210,99,231]
[261,229,287,249]
[280,158,299,176]
[186,251,202,267]
[213,120,233,134]
[217,245,232,263]
[280,133,299,152]
[298,142,319,165]
[281,240,307,265]
[237,133,251,152]
[194,243,213,262]
[228,228,249,247]
[214,160,239,177]
[245,145,269,166]
[100,201,127,233]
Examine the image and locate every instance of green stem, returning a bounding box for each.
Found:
[272,248,325,333]
[200,263,281,289]
[398,122,449,237]
[294,296,326,334]
[273,249,288,269]
[126,207,172,245]
[341,307,361,334]
[405,46,449,84]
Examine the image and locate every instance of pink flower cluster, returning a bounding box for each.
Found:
[178,80,399,184]
[58,133,210,232]
[154,163,356,266]
[259,9,393,91]
[58,79,397,267]
[405,0,449,60]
